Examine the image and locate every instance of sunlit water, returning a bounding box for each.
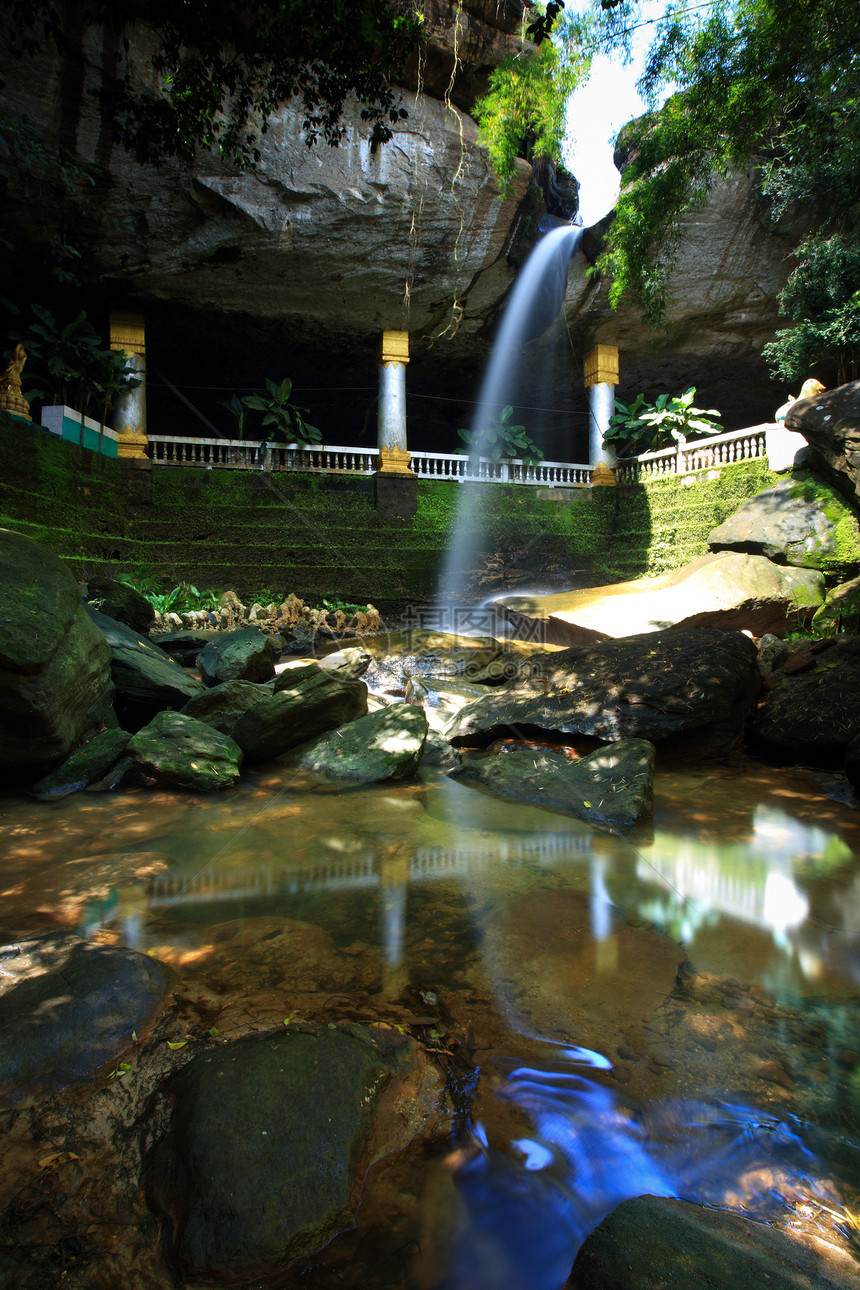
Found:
[2,756,859,1286]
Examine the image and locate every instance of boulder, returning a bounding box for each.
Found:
[784,378,860,508]
[811,574,860,635]
[32,727,132,798]
[280,704,428,783]
[152,629,220,665]
[0,934,168,1103]
[181,679,271,736]
[233,666,368,762]
[568,1194,855,1289]
[450,738,655,826]
[198,627,280,686]
[446,628,760,758]
[751,635,860,764]
[146,1024,441,1284]
[497,553,825,646]
[127,710,243,790]
[708,475,860,574]
[82,573,155,634]
[87,606,205,726]
[844,732,860,790]
[0,529,114,774]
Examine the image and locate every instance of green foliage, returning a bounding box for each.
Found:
[458,405,544,464]
[591,0,860,328]
[240,378,322,447]
[606,387,722,454]
[6,0,422,169]
[220,394,252,439]
[12,306,140,424]
[762,233,860,385]
[474,39,589,193]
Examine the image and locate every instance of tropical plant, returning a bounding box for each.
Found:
[474,40,588,195]
[240,377,322,447]
[458,405,544,464]
[220,393,252,439]
[761,233,860,386]
[605,387,722,454]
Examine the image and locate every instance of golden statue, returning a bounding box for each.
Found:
[775,377,825,423]
[0,344,31,420]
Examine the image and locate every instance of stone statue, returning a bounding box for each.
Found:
[775,377,825,423]
[0,344,31,419]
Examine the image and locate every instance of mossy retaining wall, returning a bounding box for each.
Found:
[0,413,797,607]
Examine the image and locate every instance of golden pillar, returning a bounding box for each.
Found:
[377,330,413,474]
[584,344,619,486]
[110,313,148,459]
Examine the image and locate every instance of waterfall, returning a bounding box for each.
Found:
[440,224,585,620]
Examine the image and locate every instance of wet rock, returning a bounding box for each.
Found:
[0,529,114,775]
[567,1194,854,1288]
[446,628,760,759]
[707,475,860,574]
[751,635,860,764]
[421,728,461,767]
[198,626,280,686]
[127,710,243,790]
[406,675,490,733]
[497,553,824,645]
[233,665,368,762]
[87,606,205,727]
[784,377,860,509]
[280,703,428,783]
[146,1023,441,1284]
[843,733,860,790]
[181,678,270,736]
[152,629,219,665]
[81,573,155,634]
[32,727,132,798]
[317,647,373,681]
[0,934,168,1103]
[450,739,655,826]
[364,631,506,693]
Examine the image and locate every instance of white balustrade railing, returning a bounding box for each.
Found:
[616,425,768,483]
[148,424,769,485]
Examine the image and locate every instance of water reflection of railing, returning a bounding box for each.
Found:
[148,832,594,906]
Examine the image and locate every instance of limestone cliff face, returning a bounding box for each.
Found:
[561,145,810,429]
[2,8,536,351]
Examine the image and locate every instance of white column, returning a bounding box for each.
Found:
[113,351,147,436]
[588,382,617,469]
[378,360,408,451]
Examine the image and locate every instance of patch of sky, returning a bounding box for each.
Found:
[563,0,675,226]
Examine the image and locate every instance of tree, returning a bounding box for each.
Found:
[574,0,860,335]
[3,0,422,169]
[762,234,860,386]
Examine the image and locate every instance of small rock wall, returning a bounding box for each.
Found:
[0,414,784,607]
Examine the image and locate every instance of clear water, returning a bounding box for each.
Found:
[2,755,859,1286]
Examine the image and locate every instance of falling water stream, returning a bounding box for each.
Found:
[440,224,585,610]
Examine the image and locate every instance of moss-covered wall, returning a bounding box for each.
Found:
[0,413,794,608]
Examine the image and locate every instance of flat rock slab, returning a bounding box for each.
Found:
[280,703,428,782]
[146,1024,441,1284]
[568,1194,856,1288]
[497,552,824,646]
[0,934,169,1103]
[450,739,655,826]
[446,628,760,759]
[127,710,243,790]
